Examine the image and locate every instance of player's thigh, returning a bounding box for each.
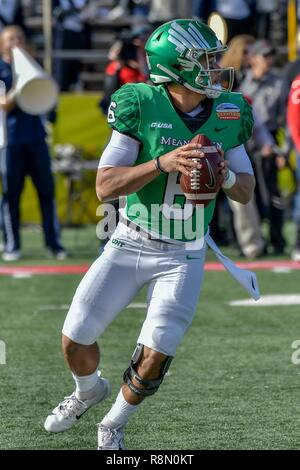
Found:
[138,246,207,356]
[63,244,142,345]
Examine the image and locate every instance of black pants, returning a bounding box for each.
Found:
[262,155,286,252]
[1,142,63,252]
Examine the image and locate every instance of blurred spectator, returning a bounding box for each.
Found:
[239,109,277,258]
[53,0,94,91]
[130,23,153,75]
[108,0,151,20]
[240,40,286,254]
[148,0,192,24]
[280,57,300,122]
[241,40,282,136]
[278,40,300,198]
[210,38,256,249]
[255,0,276,40]
[287,76,300,261]
[100,33,148,114]
[0,25,66,261]
[211,36,256,251]
[220,34,268,258]
[216,0,253,41]
[0,0,25,32]
[220,34,255,86]
[192,0,216,22]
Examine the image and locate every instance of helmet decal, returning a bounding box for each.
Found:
[177,58,195,72]
[188,23,211,48]
[168,21,212,52]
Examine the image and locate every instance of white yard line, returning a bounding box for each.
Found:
[34,302,147,315]
[127,303,147,309]
[230,294,300,307]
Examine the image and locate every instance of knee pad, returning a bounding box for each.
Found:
[123,343,173,397]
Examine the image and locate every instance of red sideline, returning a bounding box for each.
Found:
[0,260,300,275]
[0,265,89,275]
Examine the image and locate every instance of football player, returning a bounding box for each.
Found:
[44,19,259,449]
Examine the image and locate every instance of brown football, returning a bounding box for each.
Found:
[180,134,224,207]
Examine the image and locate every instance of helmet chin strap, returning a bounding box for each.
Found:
[203,83,222,99]
[183,81,222,99]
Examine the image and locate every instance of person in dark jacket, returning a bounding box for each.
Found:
[0,25,66,260]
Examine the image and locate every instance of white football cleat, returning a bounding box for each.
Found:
[291,248,300,262]
[44,377,111,433]
[97,424,126,450]
[2,250,21,261]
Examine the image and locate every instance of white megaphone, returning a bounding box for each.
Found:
[12,47,58,115]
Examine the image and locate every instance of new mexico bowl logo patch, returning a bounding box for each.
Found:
[216,103,241,120]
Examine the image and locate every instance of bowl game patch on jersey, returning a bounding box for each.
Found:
[216,103,241,120]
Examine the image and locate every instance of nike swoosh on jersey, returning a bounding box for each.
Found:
[214,127,228,132]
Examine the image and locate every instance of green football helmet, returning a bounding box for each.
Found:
[145,19,234,98]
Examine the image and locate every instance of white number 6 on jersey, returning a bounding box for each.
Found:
[108,101,117,123]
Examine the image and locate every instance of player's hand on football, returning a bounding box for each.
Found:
[158,143,205,177]
[215,145,228,177]
[218,158,229,177]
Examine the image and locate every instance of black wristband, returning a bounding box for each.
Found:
[154,157,167,174]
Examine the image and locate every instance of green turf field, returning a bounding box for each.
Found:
[1,226,300,450]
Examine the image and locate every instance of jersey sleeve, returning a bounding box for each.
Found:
[236,97,254,145]
[107,84,140,138]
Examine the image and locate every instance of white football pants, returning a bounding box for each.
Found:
[63,222,207,356]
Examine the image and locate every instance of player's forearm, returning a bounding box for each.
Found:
[96,161,159,202]
[223,173,255,204]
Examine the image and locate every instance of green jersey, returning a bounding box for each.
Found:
[108,83,253,242]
